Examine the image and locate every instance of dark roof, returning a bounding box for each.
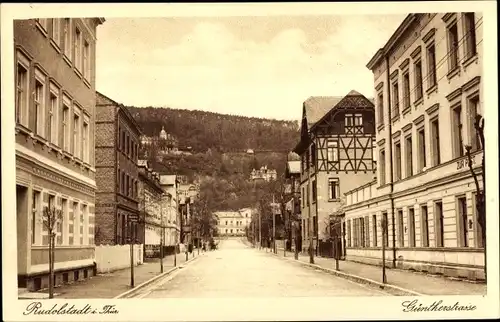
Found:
[303,96,344,129]
[96,91,143,137]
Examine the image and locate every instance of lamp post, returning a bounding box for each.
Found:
[381,214,387,284]
[160,193,164,274]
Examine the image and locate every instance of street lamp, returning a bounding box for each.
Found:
[160,193,165,274]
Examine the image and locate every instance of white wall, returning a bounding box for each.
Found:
[95,244,144,273]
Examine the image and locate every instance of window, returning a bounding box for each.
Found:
[405,135,413,177]
[34,75,45,137]
[468,96,481,152]
[82,121,89,163]
[69,202,76,245]
[313,216,318,236]
[75,27,82,71]
[377,92,384,125]
[16,55,29,126]
[394,142,402,181]
[121,172,125,194]
[62,101,70,151]
[435,201,444,247]
[73,109,80,158]
[364,216,370,247]
[417,127,426,172]
[430,118,441,166]
[427,44,437,88]
[61,198,68,245]
[392,81,400,116]
[452,105,464,158]
[457,196,468,247]
[382,212,388,247]
[372,138,377,162]
[408,208,415,247]
[31,190,41,245]
[345,114,353,127]
[402,71,410,110]
[463,13,477,59]
[354,114,363,126]
[328,178,340,200]
[63,18,71,58]
[83,40,90,80]
[379,149,386,185]
[447,22,459,71]
[347,220,351,247]
[48,85,59,145]
[81,204,87,245]
[397,209,404,247]
[414,60,423,101]
[372,215,377,247]
[327,140,338,162]
[359,217,365,247]
[121,131,125,151]
[312,180,317,203]
[421,205,429,247]
[310,144,316,168]
[473,193,484,248]
[301,187,305,208]
[51,18,61,47]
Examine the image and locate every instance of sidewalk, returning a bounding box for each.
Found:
[272,248,486,296]
[19,251,205,299]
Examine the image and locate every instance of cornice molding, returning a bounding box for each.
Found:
[446,88,463,102]
[425,103,440,116]
[413,115,425,125]
[422,28,436,43]
[462,76,481,93]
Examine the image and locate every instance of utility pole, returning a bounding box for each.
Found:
[308,182,314,264]
[259,208,262,250]
[382,214,387,284]
[160,194,164,273]
[272,194,276,254]
[130,224,135,288]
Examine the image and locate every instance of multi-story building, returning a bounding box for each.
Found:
[139,126,179,158]
[293,91,376,255]
[15,18,105,291]
[137,160,164,252]
[95,92,141,245]
[343,12,484,280]
[250,165,278,182]
[215,211,248,236]
[159,174,181,246]
[178,182,199,244]
[284,159,302,251]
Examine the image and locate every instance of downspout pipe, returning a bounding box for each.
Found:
[385,52,397,268]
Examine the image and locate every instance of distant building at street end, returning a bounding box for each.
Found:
[14,17,105,291]
[95,92,141,246]
[343,12,484,280]
[215,210,252,236]
[293,90,376,255]
[250,165,278,182]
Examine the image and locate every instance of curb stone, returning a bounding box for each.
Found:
[114,253,205,299]
[267,251,423,296]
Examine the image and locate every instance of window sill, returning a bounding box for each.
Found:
[63,54,72,68]
[447,66,461,81]
[33,134,48,145]
[413,97,424,109]
[74,68,83,80]
[49,39,62,54]
[391,113,400,124]
[35,22,48,37]
[328,198,341,202]
[426,84,438,97]
[83,77,91,89]
[15,123,32,136]
[377,123,385,132]
[62,150,73,160]
[462,53,478,71]
[402,106,411,117]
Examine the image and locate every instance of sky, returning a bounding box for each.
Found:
[95,15,406,121]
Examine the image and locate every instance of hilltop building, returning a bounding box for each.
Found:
[343,13,484,280]
[250,165,278,182]
[15,17,105,291]
[140,126,179,156]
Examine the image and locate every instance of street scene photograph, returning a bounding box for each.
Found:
[2,4,497,319]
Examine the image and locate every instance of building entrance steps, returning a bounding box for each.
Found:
[17,251,205,299]
[273,248,486,296]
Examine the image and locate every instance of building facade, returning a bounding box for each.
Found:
[15,18,105,291]
[284,160,302,251]
[293,91,376,255]
[343,12,484,280]
[159,175,181,246]
[250,165,278,182]
[95,92,142,245]
[137,160,164,250]
[215,211,248,236]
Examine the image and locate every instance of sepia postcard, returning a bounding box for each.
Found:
[1,2,499,321]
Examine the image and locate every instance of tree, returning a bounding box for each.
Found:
[464,114,486,281]
[42,205,63,299]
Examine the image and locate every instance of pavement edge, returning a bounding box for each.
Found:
[114,252,204,299]
[266,250,424,296]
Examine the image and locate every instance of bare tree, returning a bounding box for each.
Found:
[464,114,486,281]
[42,205,63,299]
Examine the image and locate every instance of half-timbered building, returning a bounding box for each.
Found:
[293,91,376,254]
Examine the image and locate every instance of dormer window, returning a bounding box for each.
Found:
[345,113,364,134]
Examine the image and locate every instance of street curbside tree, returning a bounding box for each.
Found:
[41,205,63,299]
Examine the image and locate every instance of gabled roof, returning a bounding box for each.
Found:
[303,96,344,129]
[96,91,143,137]
[286,160,301,174]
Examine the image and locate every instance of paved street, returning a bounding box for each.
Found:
[140,238,390,298]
